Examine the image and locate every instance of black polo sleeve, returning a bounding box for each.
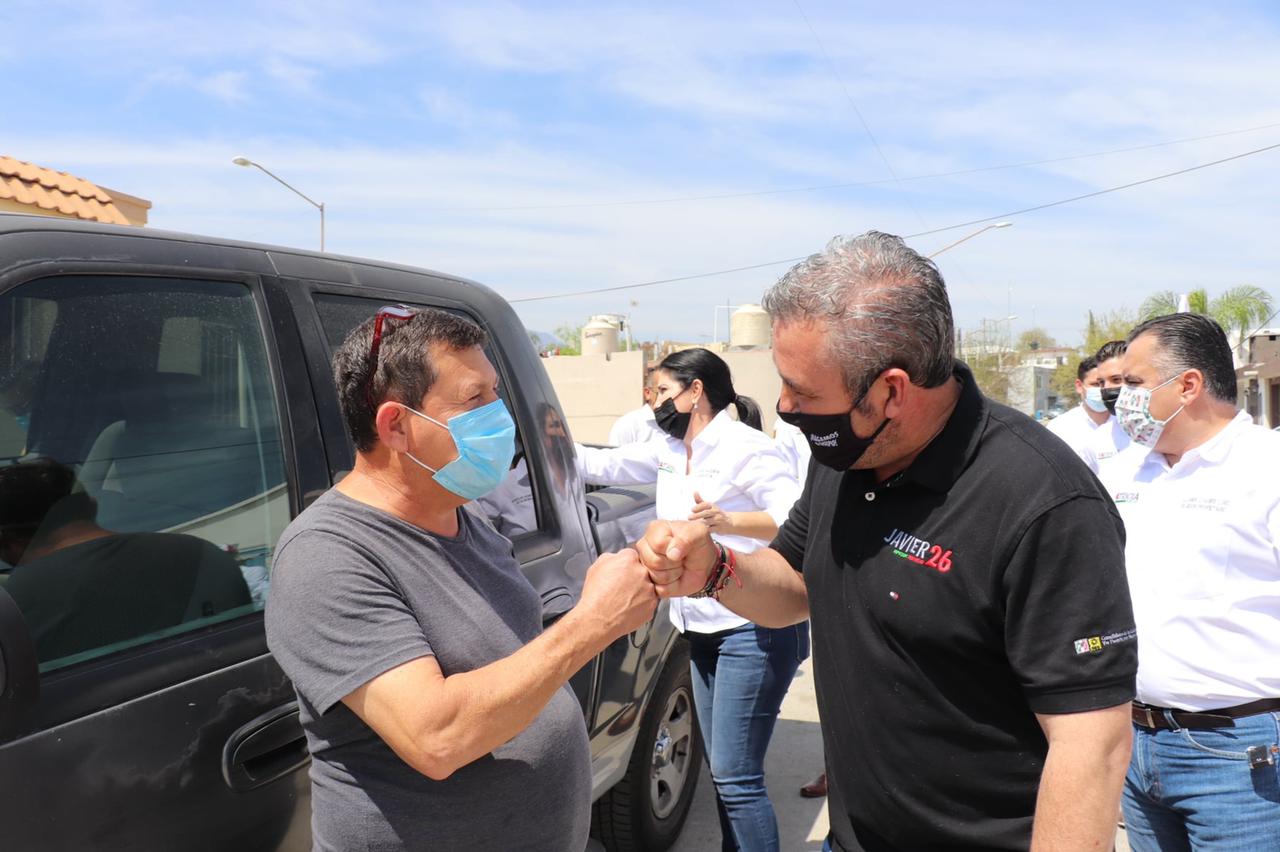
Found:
[1001,494,1137,714]
[770,462,815,573]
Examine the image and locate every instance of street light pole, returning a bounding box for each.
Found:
[232,156,325,251]
[927,221,1013,259]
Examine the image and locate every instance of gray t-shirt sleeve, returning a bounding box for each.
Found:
[266,529,433,716]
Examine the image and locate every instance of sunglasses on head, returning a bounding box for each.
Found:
[365,304,418,408]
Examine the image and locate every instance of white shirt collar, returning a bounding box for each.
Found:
[690,409,736,452]
[1145,409,1253,473]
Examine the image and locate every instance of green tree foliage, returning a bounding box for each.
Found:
[1212,285,1274,341]
[1140,289,1208,318]
[1050,360,1081,404]
[967,352,1010,404]
[552,323,584,356]
[1138,286,1273,341]
[1084,308,1139,355]
[1016,327,1057,351]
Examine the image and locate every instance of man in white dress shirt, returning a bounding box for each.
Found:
[1045,355,1108,459]
[1095,313,1280,851]
[607,367,664,446]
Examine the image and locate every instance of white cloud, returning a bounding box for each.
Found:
[6,1,1280,344]
[196,70,252,104]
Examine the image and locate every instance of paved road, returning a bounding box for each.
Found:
[669,660,1130,851]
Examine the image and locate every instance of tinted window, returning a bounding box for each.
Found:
[0,276,288,672]
[312,294,546,539]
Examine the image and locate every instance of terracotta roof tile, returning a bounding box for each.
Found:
[0,156,135,225]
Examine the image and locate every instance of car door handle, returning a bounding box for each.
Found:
[222,701,310,792]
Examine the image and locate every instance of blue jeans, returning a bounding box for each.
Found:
[1123,711,1280,851]
[687,621,810,852]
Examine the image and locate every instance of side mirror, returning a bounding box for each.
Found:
[0,585,38,738]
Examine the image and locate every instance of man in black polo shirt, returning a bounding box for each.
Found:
[638,231,1137,851]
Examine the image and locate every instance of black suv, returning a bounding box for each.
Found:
[0,214,701,851]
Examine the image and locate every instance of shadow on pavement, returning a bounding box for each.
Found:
[669,716,828,851]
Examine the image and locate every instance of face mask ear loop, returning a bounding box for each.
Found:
[397,403,449,474]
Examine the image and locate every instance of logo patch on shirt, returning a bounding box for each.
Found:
[882,528,953,573]
[1179,496,1229,513]
[1112,491,1139,504]
[657,461,676,475]
[1072,628,1137,655]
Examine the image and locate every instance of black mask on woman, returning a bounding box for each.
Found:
[1100,387,1121,416]
[776,385,889,471]
[654,396,693,440]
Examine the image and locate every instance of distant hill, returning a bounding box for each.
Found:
[527,330,562,351]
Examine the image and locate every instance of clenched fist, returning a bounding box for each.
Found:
[635,520,719,598]
[579,548,658,641]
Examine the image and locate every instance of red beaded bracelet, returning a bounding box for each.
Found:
[690,543,743,600]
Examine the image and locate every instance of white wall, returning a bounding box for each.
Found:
[540,347,785,444]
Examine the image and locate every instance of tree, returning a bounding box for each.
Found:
[967,351,1010,404]
[552,323,583,356]
[1016,327,1057,352]
[1084,308,1139,355]
[1140,289,1208,319]
[1050,360,1081,403]
[1211,285,1274,342]
[1138,286,1273,342]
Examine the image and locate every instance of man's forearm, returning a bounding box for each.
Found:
[715,546,809,628]
[408,607,612,777]
[1031,710,1131,851]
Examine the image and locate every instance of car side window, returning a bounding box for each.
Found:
[312,294,548,540]
[0,276,289,673]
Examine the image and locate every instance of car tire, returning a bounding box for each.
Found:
[594,638,702,852]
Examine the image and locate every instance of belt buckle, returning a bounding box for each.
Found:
[1136,704,1159,729]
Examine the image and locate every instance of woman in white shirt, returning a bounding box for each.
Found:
[577,348,808,852]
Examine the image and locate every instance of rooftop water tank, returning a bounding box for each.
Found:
[729,304,771,349]
[582,317,620,356]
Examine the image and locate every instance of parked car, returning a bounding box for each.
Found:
[0,213,701,851]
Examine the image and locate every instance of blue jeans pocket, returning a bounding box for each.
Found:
[1178,712,1280,761]
[794,621,811,663]
[1179,727,1254,759]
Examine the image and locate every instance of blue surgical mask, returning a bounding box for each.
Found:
[399,399,516,500]
[1084,386,1108,413]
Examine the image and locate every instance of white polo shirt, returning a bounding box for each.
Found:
[773,419,813,490]
[577,410,801,633]
[607,404,665,446]
[1095,411,1280,711]
[1081,416,1131,474]
[1044,405,1105,462]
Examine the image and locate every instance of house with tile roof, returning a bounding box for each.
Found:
[0,156,150,226]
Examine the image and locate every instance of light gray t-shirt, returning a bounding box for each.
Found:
[265,490,591,852]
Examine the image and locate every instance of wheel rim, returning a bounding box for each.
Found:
[649,684,695,820]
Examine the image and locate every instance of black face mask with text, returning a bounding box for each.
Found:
[654,393,693,440]
[1101,387,1122,416]
[777,385,890,471]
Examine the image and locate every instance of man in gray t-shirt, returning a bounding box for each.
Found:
[266,308,656,851]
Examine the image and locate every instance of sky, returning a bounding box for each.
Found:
[3,0,1279,345]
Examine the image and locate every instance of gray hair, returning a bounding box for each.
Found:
[762,231,955,402]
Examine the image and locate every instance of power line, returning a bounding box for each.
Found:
[443,121,1280,214]
[509,139,1280,303]
[792,0,911,206]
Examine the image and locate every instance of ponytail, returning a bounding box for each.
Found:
[733,394,763,432]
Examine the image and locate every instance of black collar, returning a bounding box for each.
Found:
[885,361,988,494]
